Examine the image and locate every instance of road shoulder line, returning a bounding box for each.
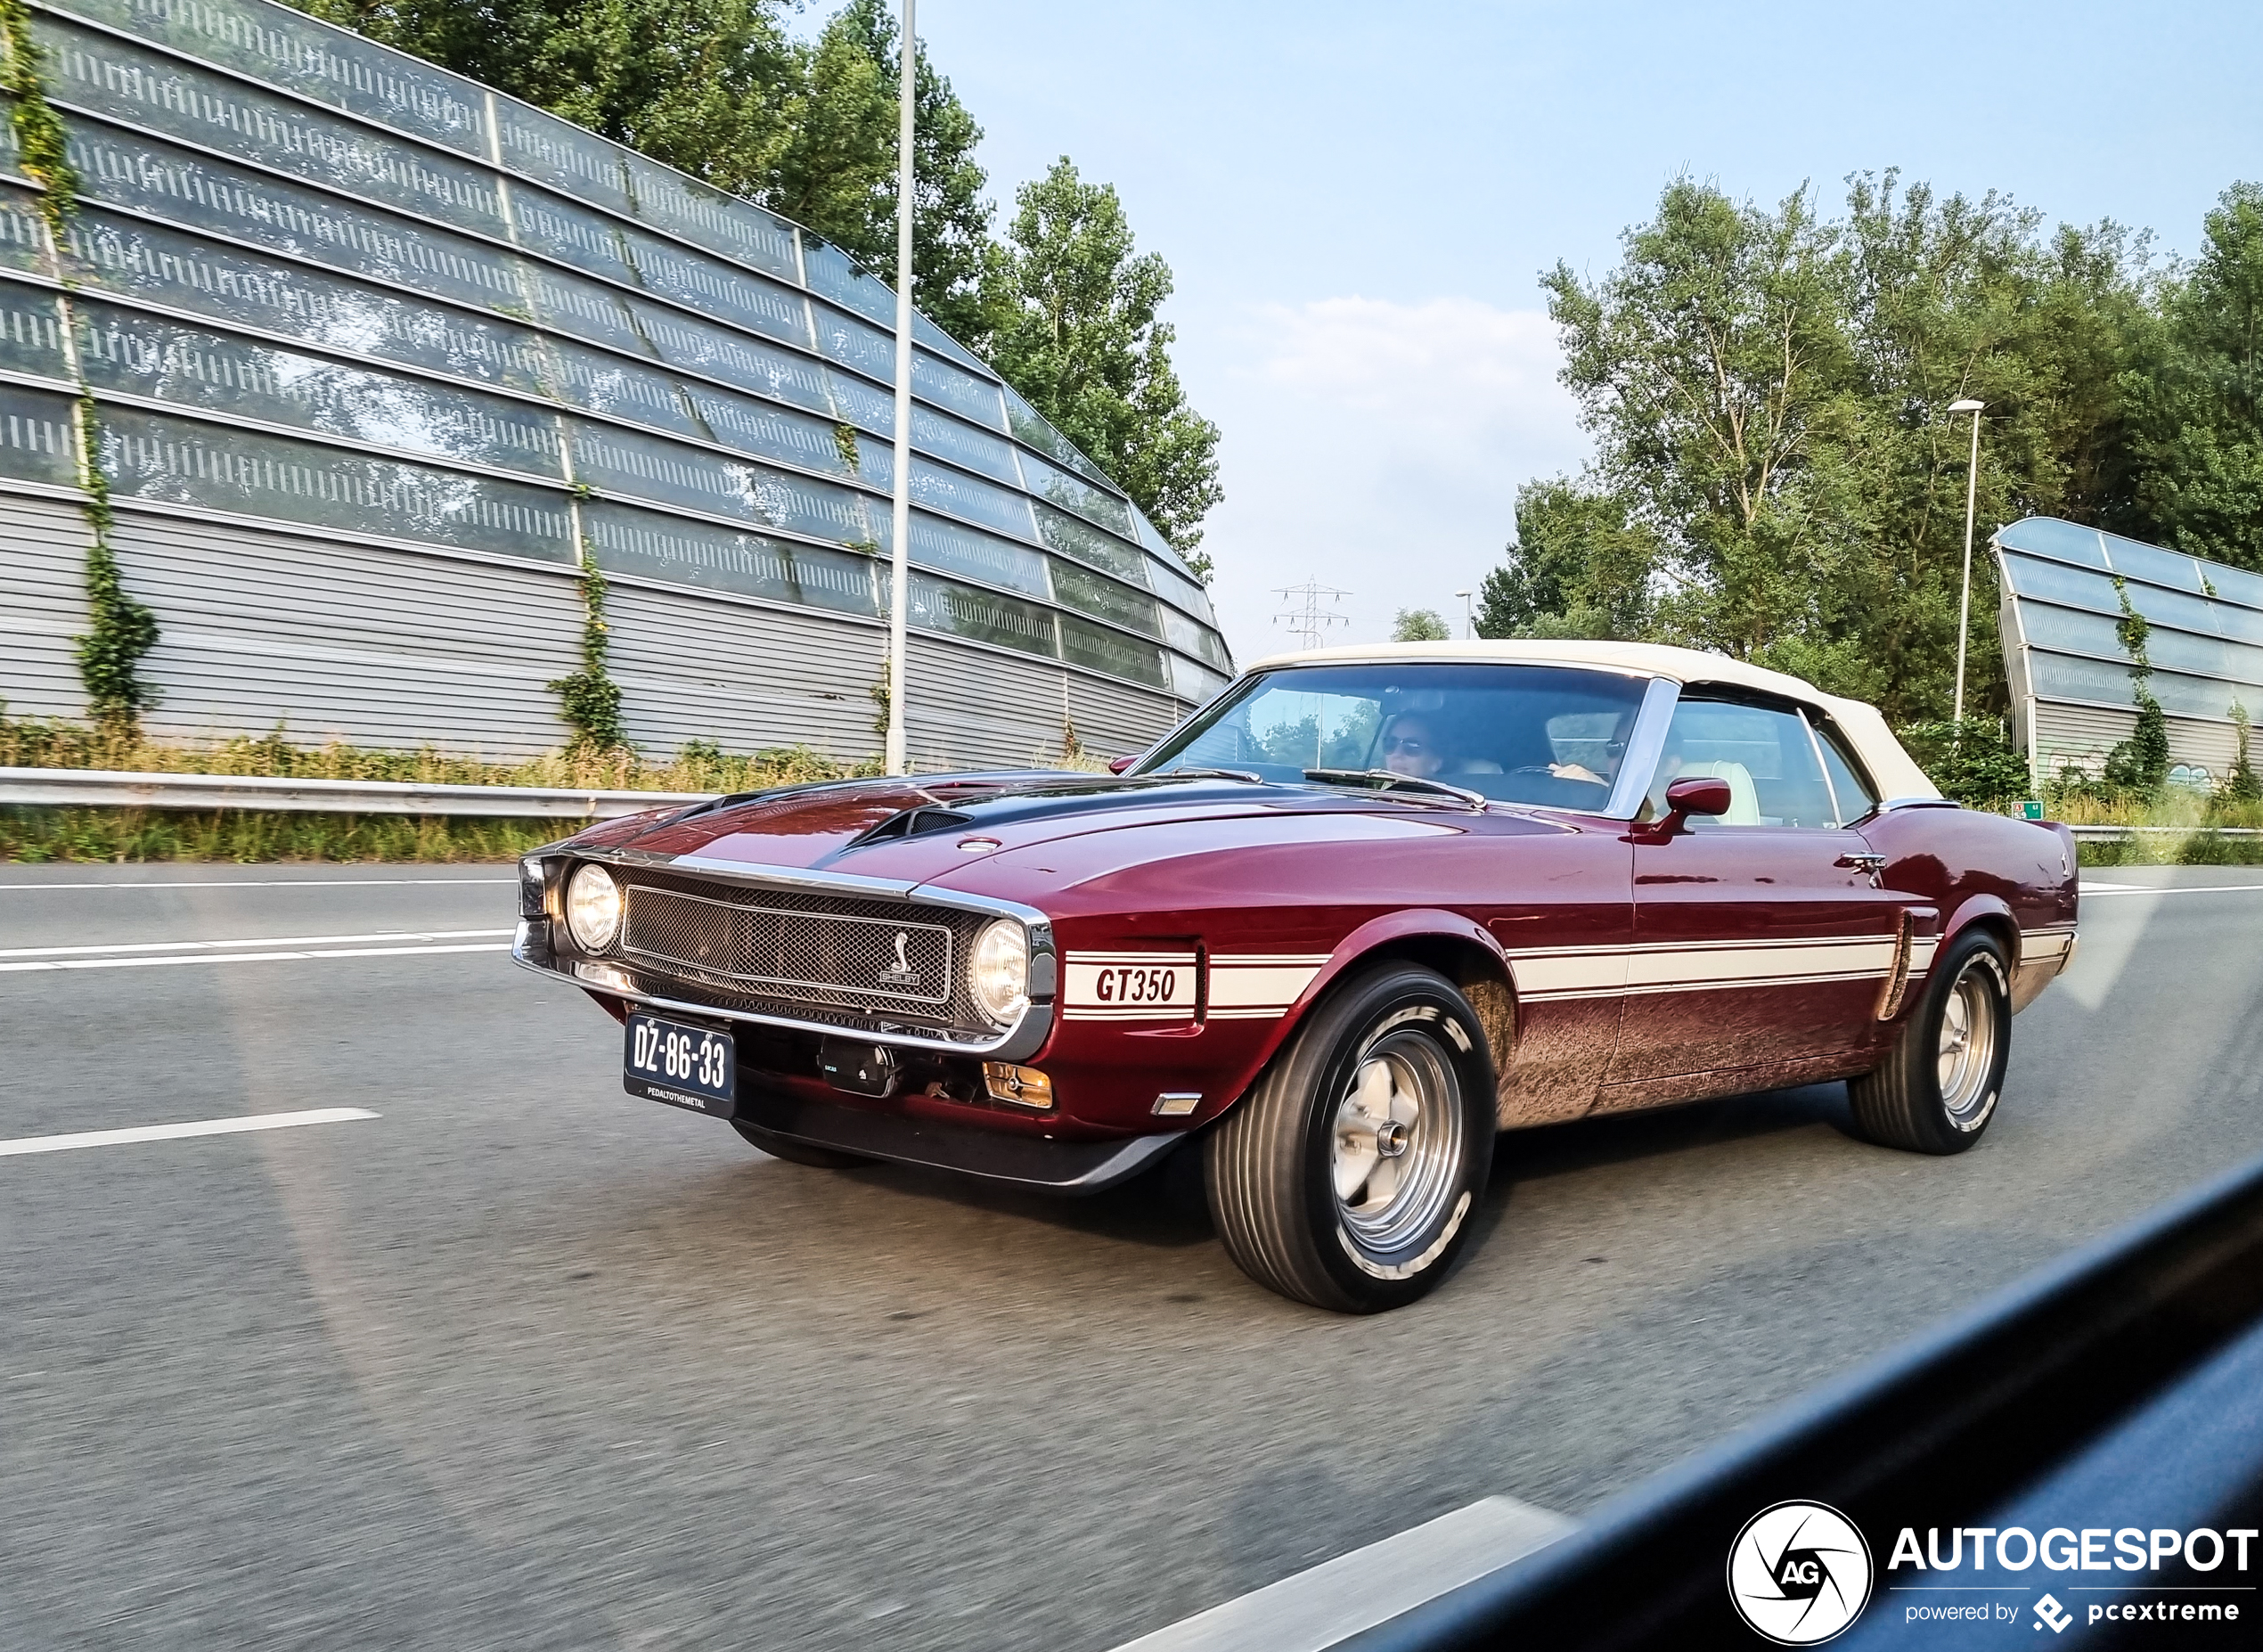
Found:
[1104,1493,1575,1652]
[0,1108,380,1157]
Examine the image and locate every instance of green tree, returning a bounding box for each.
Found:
[984,158,1221,555]
[2124,183,2263,568]
[1475,478,1658,640]
[1391,608,1450,641]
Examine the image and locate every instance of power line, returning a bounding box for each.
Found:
[1271,581,1351,651]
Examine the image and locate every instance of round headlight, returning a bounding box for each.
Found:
[564,863,623,953]
[968,919,1029,1024]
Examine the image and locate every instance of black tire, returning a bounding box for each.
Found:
[1848,928,2013,1155]
[730,1117,875,1169]
[1205,962,1495,1313]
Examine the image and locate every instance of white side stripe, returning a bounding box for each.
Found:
[0,1108,378,1157]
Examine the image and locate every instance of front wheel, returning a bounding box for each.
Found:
[1848,929,2012,1155]
[1205,962,1495,1313]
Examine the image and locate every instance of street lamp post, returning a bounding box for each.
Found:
[1454,589,1474,639]
[882,0,916,775]
[1949,398,1987,728]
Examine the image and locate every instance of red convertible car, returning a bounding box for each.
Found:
[514,642,2078,1312]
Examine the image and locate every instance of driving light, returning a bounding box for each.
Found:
[968,919,1029,1024]
[564,862,623,953]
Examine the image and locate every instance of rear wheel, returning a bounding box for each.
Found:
[731,1117,874,1169]
[1205,963,1494,1313]
[1848,929,2012,1155]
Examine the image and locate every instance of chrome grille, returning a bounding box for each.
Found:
[623,884,955,1007]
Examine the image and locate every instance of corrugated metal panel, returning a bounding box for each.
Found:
[604,579,886,765]
[0,490,94,720]
[2034,700,2243,780]
[900,634,1185,772]
[108,507,584,758]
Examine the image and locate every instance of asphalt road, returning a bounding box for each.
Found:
[4,863,2261,1651]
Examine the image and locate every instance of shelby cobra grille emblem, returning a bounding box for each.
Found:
[878,931,921,987]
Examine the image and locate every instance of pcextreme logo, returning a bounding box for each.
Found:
[1728,1501,1875,1645]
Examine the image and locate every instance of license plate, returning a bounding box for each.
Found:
[624,1012,735,1116]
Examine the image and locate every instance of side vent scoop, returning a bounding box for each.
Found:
[850,806,976,846]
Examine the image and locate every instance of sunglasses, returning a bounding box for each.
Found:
[1380,736,1427,755]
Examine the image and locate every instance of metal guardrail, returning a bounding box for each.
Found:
[2068,823,2263,839]
[0,767,709,820]
[1343,1149,2263,1650]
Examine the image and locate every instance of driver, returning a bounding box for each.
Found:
[1379,712,1447,778]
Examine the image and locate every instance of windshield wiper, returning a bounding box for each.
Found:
[1302,768,1488,808]
[1146,766,1266,784]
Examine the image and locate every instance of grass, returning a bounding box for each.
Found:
[0,710,862,863]
[2037,785,2263,866]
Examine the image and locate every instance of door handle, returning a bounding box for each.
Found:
[1836,851,1887,885]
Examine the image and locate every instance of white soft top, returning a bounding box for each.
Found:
[1242,639,1940,802]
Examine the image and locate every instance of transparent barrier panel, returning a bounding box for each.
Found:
[2103,534,2208,593]
[64,122,526,315]
[2120,581,2222,637]
[1160,604,1230,671]
[0,284,69,380]
[585,499,878,616]
[1001,380,1114,489]
[626,299,830,417]
[0,185,47,269]
[1050,559,1160,637]
[801,239,891,326]
[1059,613,1165,686]
[568,417,872,547]
[678,380,854,479]
[495,100,632,218]
[893,568,1058,658]
[0,379,80,484]
[73,295,566,476]
[1997,517,2110,568]
[2008,601,2121,659]
[906,455,1034,541]
[1032,497,1144,583]
[2149,667,2263,718]
[61,0,490,157]
[2205,564,2263,610]
[2028,650,2140,707]
[1146,556,1215,625]
[502,181,641,287]
[618,152,797,282]
[63,204,553,394]
[812,301,893,383]
[908,513,1050,598]
[2002,552,2120,615]
[2139,626,2236,681]
[40,19,509,239]
[617,219,810,348]
[911,404,1017,485]
[1020,448,1132,536]
[1168,651,1230,705]
[824,366,892,436]
[100,404,574,560]
[911,348,1004,431]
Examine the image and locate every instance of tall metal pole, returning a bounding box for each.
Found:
[1953,406,1982,726]
[883,0,916,774]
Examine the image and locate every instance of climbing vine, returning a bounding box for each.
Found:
[548,544,625,750]
[0,0,76,233]
[2105,577,2169,790]
[69,391,159,730]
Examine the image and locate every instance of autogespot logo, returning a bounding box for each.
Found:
[1728,1501,1875,1645]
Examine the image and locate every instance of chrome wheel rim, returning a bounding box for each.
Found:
[1936,961,2001,1129]
[1330,1027,1464,1253]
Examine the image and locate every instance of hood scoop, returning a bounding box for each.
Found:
[848,806,976,847]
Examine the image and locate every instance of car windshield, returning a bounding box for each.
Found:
[1135,662,1651,809]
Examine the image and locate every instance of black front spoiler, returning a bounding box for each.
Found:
[736,1088,1185,1195]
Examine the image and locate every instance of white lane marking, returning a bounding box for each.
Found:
[1106,1494,1576,1652]
[0,928,512,960]
[2079,882,2263,897]
[0,878,516,890]
[0,1108,378,1157]
[0,943,510,973]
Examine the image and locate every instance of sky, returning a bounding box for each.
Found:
[833,1,2263,665]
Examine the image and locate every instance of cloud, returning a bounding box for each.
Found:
[1189,294,1588,661]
